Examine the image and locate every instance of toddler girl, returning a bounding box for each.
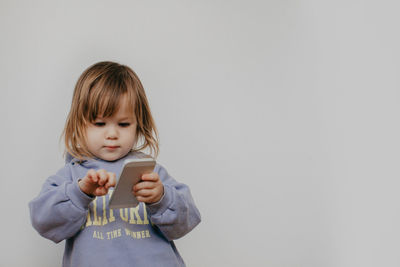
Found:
[29,61,201,267]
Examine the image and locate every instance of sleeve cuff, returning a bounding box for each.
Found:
[147,185,173,215]
[66,180,95,210]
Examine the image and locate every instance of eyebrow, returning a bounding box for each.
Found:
[94,114,135,121]
[117,116,135,121]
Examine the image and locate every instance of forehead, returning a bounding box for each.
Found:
[95,94,135,120]
[114,96,134,117]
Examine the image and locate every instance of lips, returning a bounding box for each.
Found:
[105,146,119,149]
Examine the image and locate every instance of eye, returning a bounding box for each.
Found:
[94,122,106,127]
[119,122,131,127]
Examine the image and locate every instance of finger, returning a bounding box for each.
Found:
[97,169,108,186]
[87,169,98,183]
[105,172,116,189]
[94,186,107,196]
[141,172,159,182]
[134,181,155,192]
[136,194,156,203]
[136,193,160,204]
[134,188,153,197]
[136,195,150,203]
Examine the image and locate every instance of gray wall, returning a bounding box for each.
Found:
[1,1,399,266]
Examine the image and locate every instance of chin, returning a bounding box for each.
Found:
[105,155,122,162]
[96,150,131,162]
[96,153,120,162]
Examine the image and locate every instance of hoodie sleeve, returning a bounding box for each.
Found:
[29,165,94,243]
[146,164,201,241]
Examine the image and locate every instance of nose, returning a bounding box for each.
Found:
[106,125,118,139]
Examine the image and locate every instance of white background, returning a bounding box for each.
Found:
[1,1,400,266]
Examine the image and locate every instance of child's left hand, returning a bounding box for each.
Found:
[132,172,164,204]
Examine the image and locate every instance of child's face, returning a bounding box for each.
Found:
[85,95,136,161]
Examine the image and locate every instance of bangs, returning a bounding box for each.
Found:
[84,71,135,122]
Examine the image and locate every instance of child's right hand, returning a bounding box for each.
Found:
[78,169,116,197]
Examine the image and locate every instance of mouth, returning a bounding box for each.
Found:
[104,146,120,149]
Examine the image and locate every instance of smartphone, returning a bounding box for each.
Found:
[108,157,156,209]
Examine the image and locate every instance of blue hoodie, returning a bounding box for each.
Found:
[29,152,201,267]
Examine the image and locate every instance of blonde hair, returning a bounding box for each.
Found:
[62,61,159,161]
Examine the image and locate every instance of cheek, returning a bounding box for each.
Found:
[85,128,102,144]
[125,128,137,144]
[130,128,137,140]
[86,128,96,139]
